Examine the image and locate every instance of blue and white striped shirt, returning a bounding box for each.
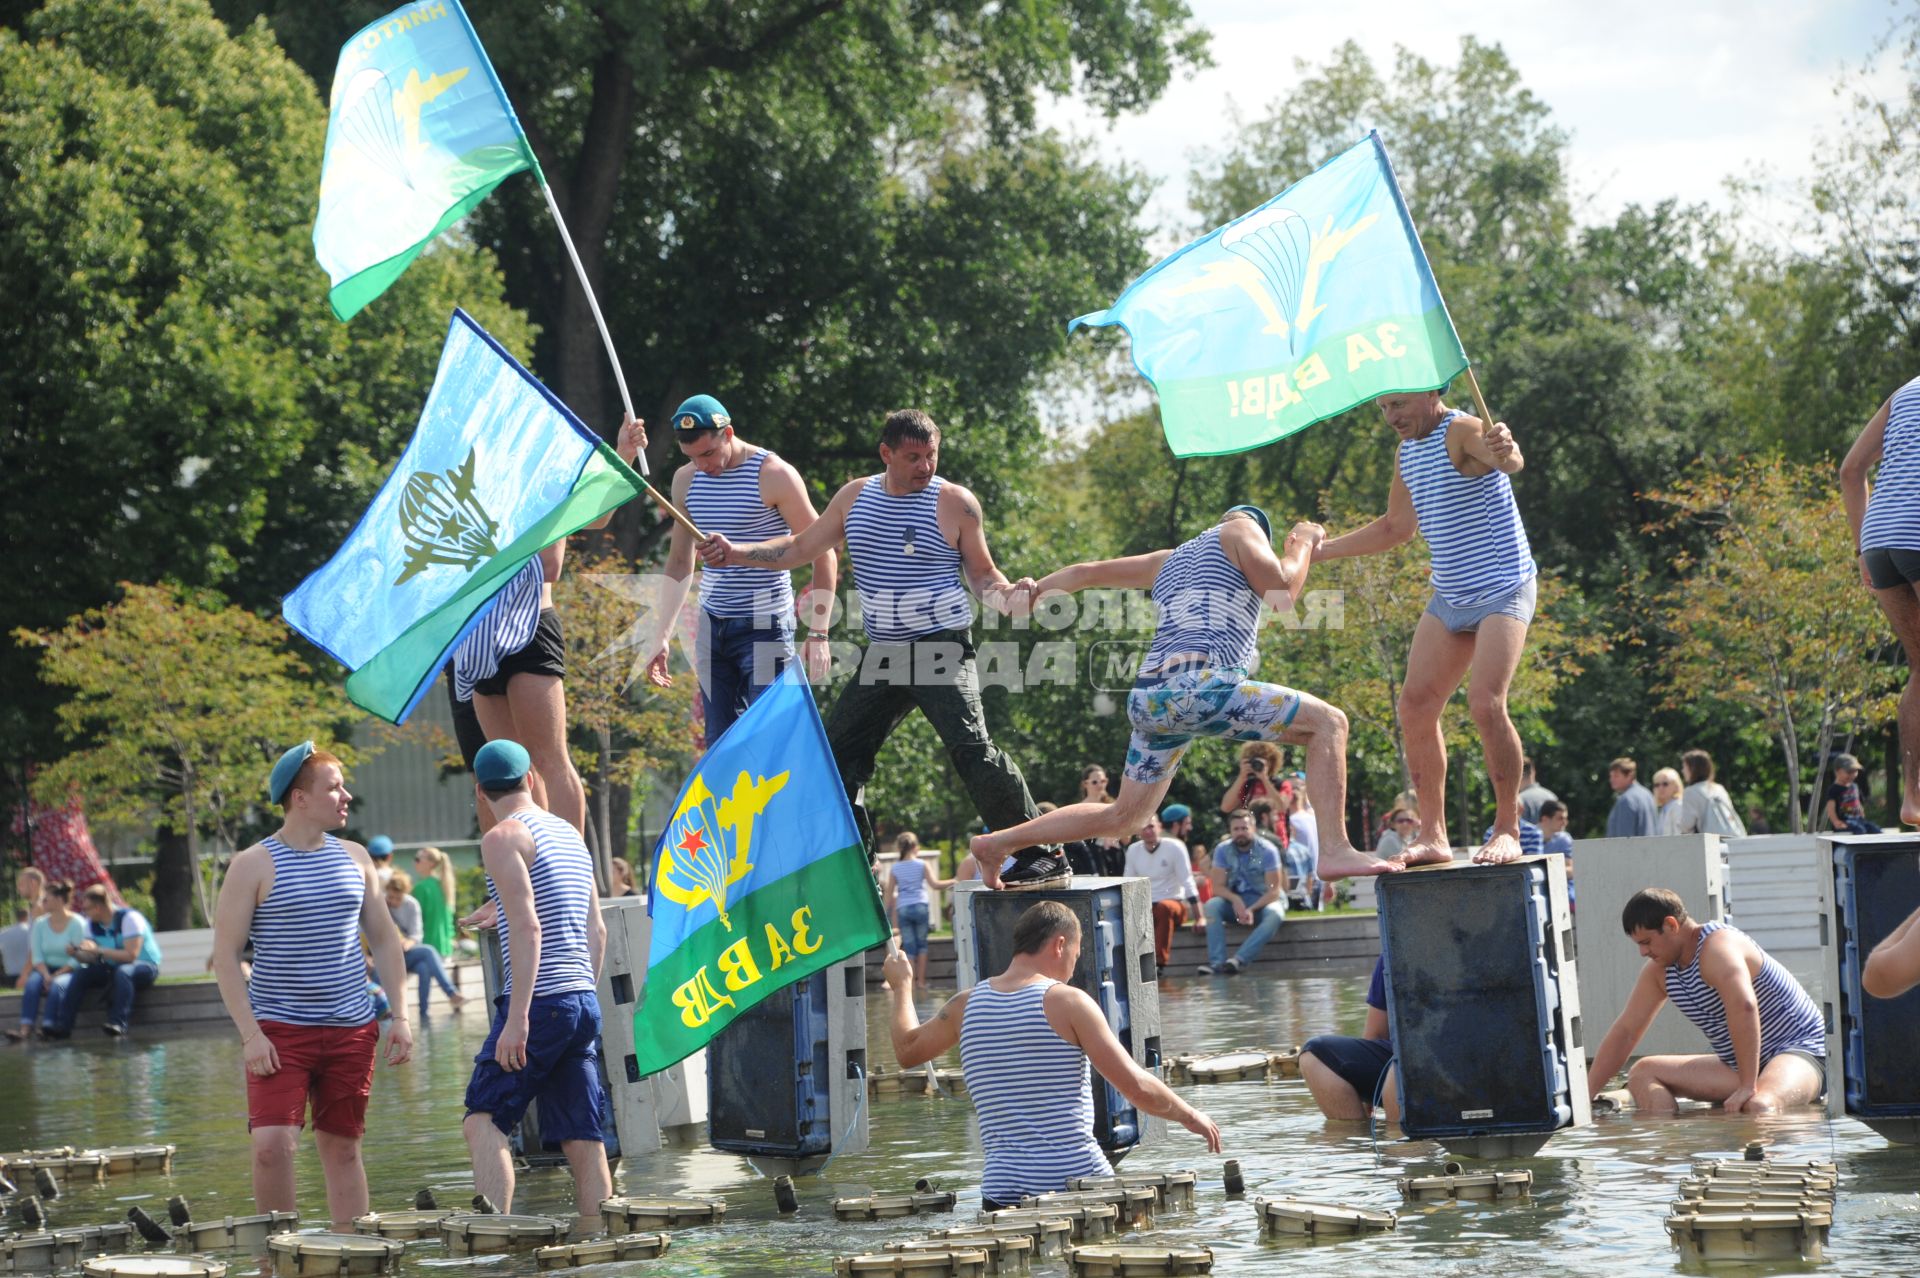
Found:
[248,835,374,1026]
[1399,411,1536,607]
[1861,376,1920,552]
[1664,922,1826,1070]
[687,449,796,621]
[488,809,598,999]
[843,476,973,643]
[959,980,1111,1201]
[1139,526,1261,678]
[451,558,544,701]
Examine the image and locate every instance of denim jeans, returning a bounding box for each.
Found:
[60,960,158,1030]
[405,945,459,1009]
[895,903,931,957]
[1203,896,1285,967]
[697,611,795,743]
[18,968,73,1028]
[825,628,1040,858]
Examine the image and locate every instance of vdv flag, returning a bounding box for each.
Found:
[633,668,887,1074]
[284,309,643,723]
[315,0,538,321]
[1072,131,1468,458]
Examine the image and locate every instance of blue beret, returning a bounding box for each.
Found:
[671,394,731,435]
[1226,504,1272,543]
[367,835,394,858]
[268,741,315,806]
[1160,803,1192,824]
[475,739,532,788]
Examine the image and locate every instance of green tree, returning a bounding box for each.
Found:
[1639,460,1902,832]
[0,0,531,762]
[16,584,367,927]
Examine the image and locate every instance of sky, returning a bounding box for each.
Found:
[1041,0,1905,250]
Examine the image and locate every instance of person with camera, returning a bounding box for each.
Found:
[1219,742,1289,819]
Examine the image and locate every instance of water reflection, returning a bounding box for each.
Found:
[1,971,1915,1275]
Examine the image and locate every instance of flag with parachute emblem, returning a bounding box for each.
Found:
[1072,131,1468,458]
[632,668,888,1074]
[283,309,643,724]
[314,0,538,321]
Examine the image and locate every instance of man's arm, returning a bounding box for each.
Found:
[1586,960,1668,1097]
[1700,933,1763,1110]
[1247,867,1283,914]
[763,459,839,637]
[1051,984,1222,1152]
[1315,460,1417,561]
[95,922,143,965]
[1453,413,1524,476]
[1032,551,1171,597]
[212,848,276,1073]
[1220,516,1317,613]
[481,826,542,1069]
[1218,769,1250,816]
[1840,397,1890,565]
[1864,903,1920,999]
[355,845,414,1065]
[1208,860,1244,913]
[701,479,858,571]
[942,482,1031,612]
[1362,1005,1390,1041]
[882,948,965,1068]
[586,892,607,982]
[643,466,698,688]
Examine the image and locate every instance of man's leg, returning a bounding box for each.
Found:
[1232,903,1285,966]
[1874,582,1920,825]
[824,649,918,820]
[1150,900,1178,967]
[1300,1051,1369,1120]
[464,1113,518,1211]
[560,1138,612,1235]
[472,694,552,813]
[741,618,795,706]
[53,961,108,1035]
[311,1130,370,1231]
[111,961,157,1030]
[504,673,586,832]
[1202,897,1230,968]
[1467,614,1530,863]
[1261,691,1394,879]
[911,637,1044,860]
[698,612,748,744]
[249,1127,300,1214]
[1626,1053,1739,1114]
[1396,613,1478,864]
[1749,1053,1825,1114]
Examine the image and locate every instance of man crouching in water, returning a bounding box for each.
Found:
[882,901,1220,1208]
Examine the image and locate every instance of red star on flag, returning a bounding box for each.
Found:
[676,826,709,857]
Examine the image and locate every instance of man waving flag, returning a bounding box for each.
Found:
[1072,131,1469,458]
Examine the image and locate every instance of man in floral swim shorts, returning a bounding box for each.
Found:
[969,506,1397,884]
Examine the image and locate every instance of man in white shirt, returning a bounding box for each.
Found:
[1123,816,1198,975]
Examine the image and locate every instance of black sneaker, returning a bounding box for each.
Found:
[1223,958,1244,975]
[998,849,1072,891]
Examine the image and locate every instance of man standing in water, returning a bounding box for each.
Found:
[883,901,1220,1207]
[211,744,414,1231]
[462,741,610,1236]
[967,506,1396,884]
[1314,391,1535,864]
[698,409,1060,888]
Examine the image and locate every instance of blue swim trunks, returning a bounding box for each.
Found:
[464,990,605,1143]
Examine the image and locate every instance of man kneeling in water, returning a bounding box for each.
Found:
[882,901,1220,1208]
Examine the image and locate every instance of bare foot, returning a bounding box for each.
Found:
[1474,831,1523,864]
[1391,837,1453,867]
[1316,846,1403,880]
[970,835,1006,889]
[1903,802,1920,828]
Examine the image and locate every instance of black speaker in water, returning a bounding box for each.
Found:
[1831,835,1920,1122]
[707,968,835,1158]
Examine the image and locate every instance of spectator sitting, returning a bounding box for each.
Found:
[1159,803,1195,848]
[1219,742,1291,820]
[1483,817,1544,857]
[885,833,952,988]
[7,883,87,1041]
[14,867,46,921]
[1677,749,1747,836]
[1122,816,1198,975]
[607,856,640,897]
[1517,758,1557,825]
[367,835,395,887]
[1247,797,1284,849]
[1200,810,1288,976]
[1650,767,1684,835]
[1300,957,1400,1121]
[1824,754,1882,834]
[1375,807,1416,860]
[1,906,28,988]
[1076,765,1125,876]
[1539,800,1575,909]
[1605,757,1658,838]
[384,871,466,1016]
[52,885,161,1038]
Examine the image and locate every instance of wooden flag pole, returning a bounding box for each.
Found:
[537,179,706,541]
[1462,365,1499,432]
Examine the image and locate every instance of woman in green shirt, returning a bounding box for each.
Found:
[410,847,458,959]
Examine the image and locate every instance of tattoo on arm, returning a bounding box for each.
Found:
[744,545,785,563]
[959,494,982,523]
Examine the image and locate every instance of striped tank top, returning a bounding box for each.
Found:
[248,835,374,1026]
[487,808,598,998]
[1664,922,1826,1070]
[959,979,1111,1202]
[843,476,973,643]
[451,558,544,700]
[1138,526,1261,679]
[686,449,796,620]
[1398,411,1537,607]
[1861,375,1920,552]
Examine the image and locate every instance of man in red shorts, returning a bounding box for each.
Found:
[211,743,414,1230]
[463,740,609,1236]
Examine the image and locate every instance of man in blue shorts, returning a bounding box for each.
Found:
[1300,958,1400,1122]
[462,741,609,1235]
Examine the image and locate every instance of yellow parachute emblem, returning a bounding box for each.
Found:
[655,769,789,931]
